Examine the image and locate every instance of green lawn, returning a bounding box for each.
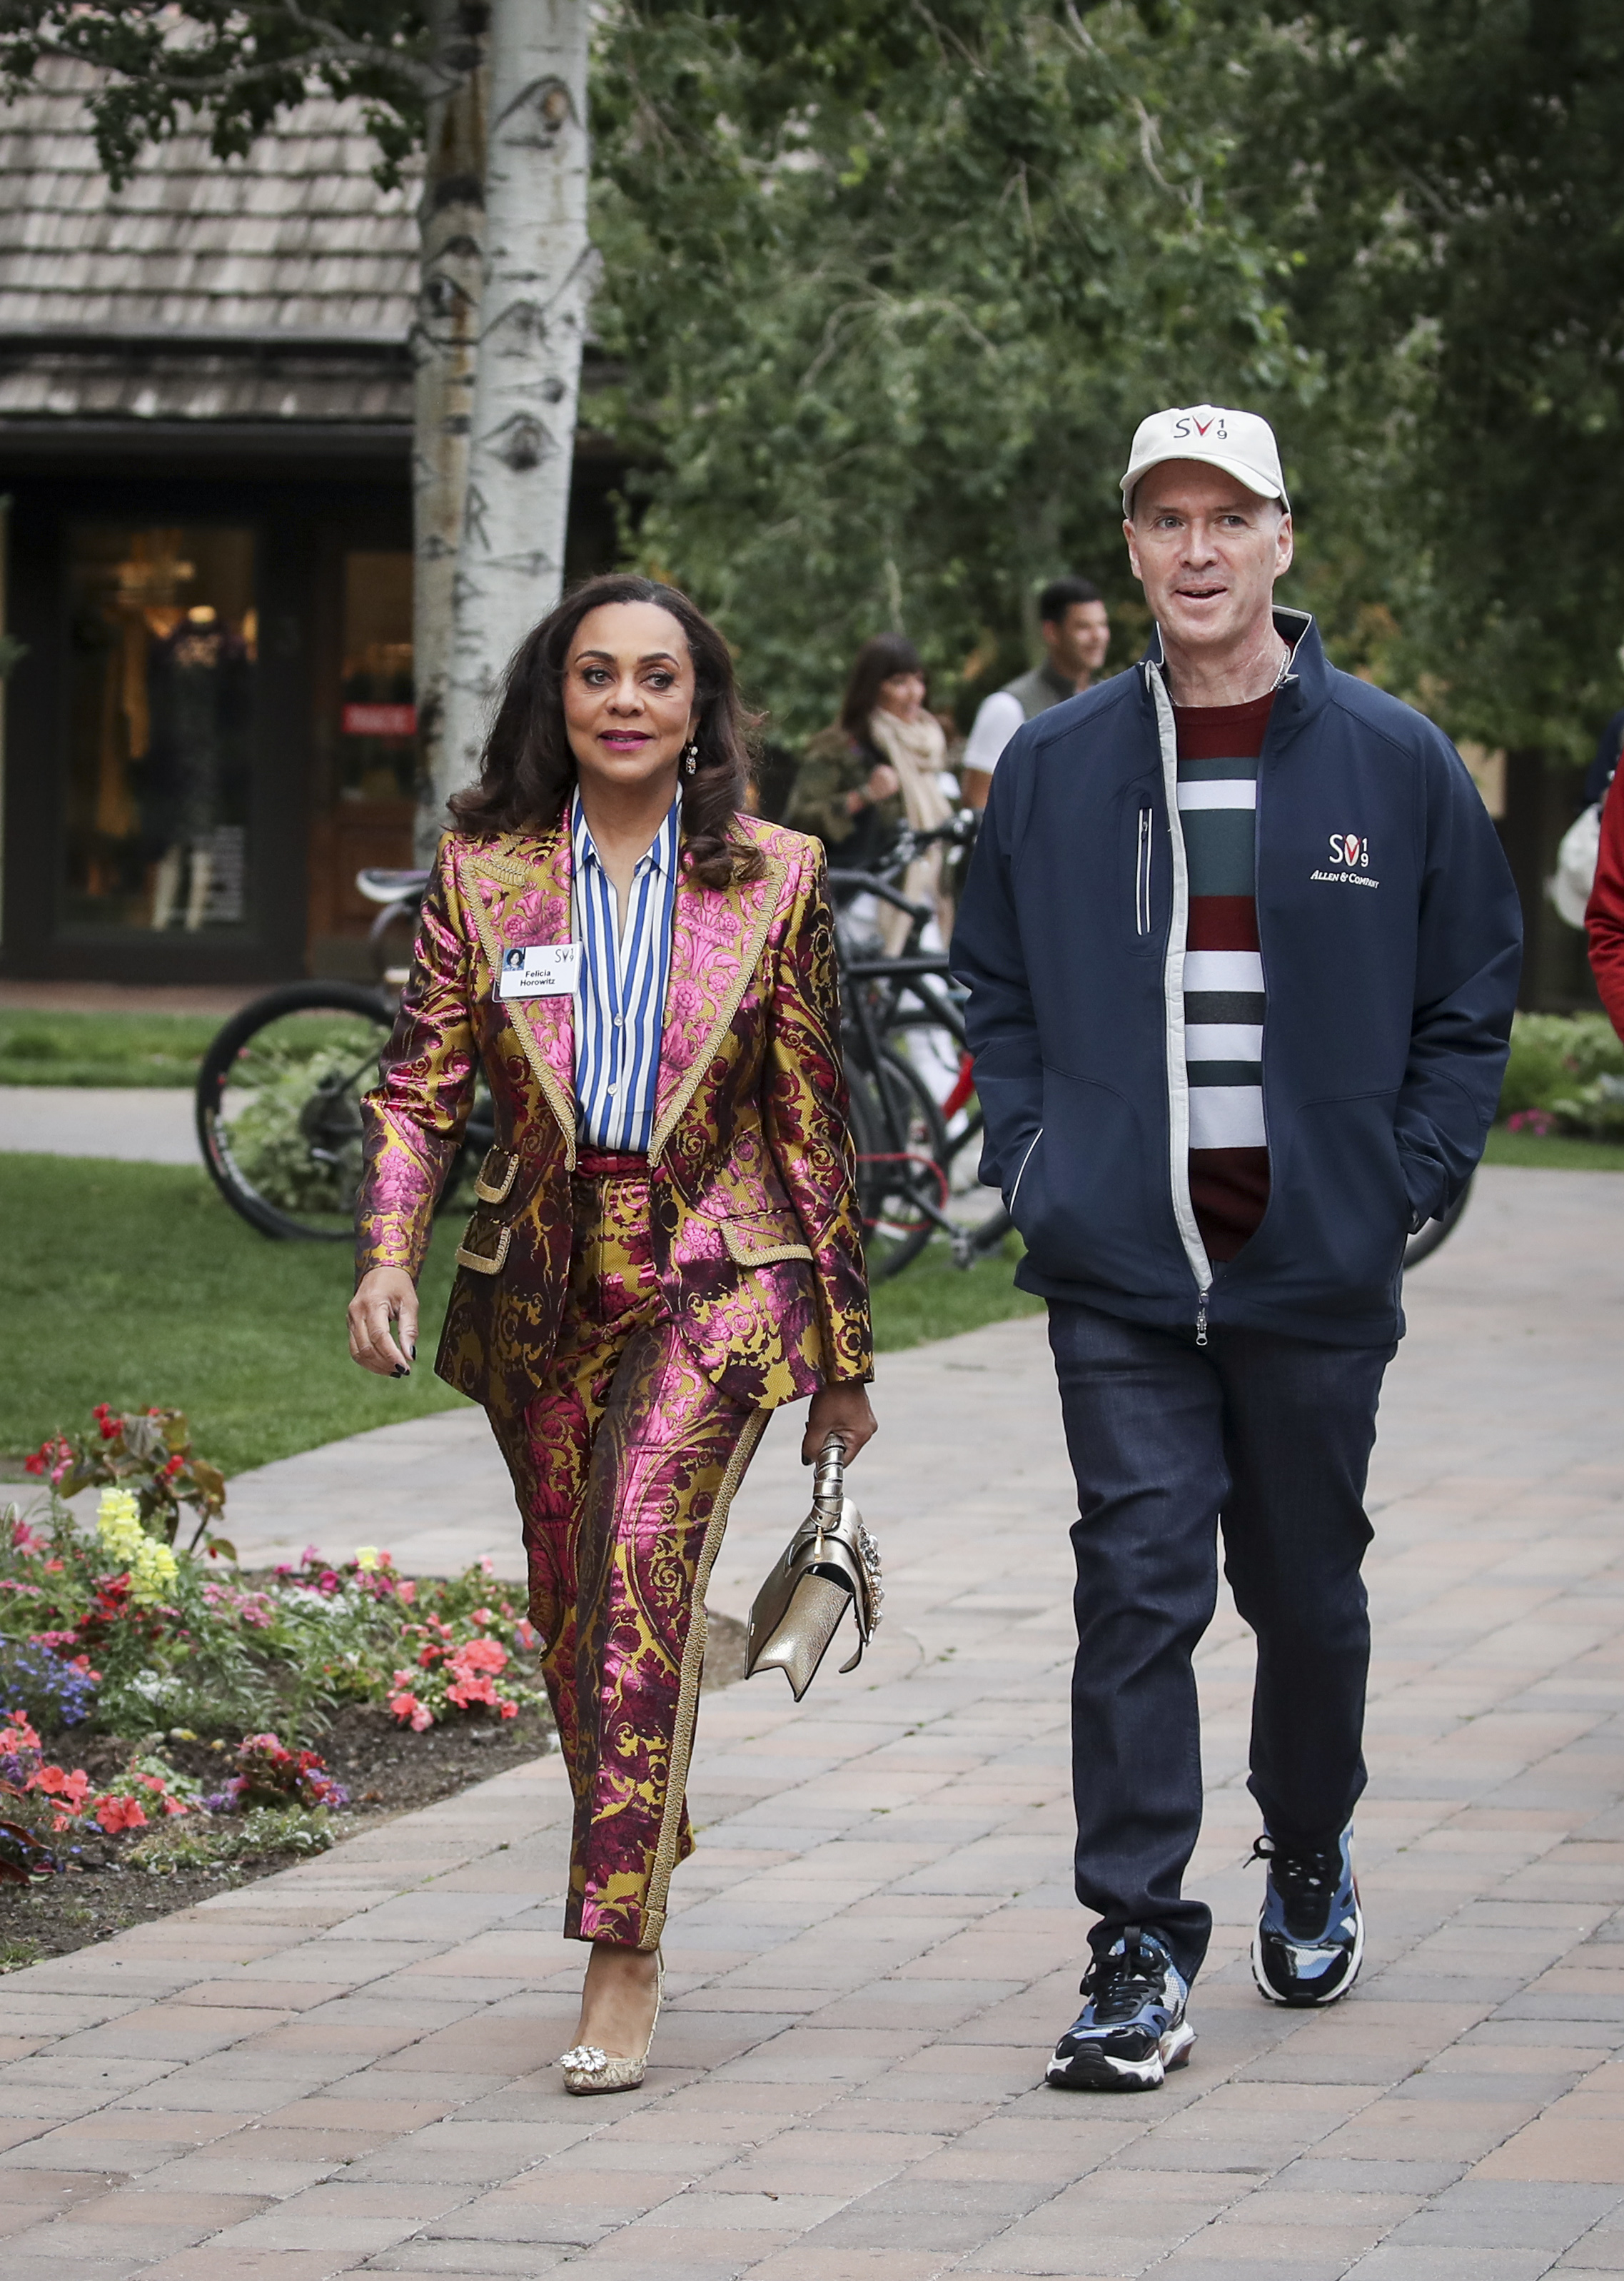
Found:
[0,1155,1040,1479]
[0,1009,218,1089]
[1481,1128,1624,1171]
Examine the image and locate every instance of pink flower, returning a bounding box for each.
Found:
[32,1766,89,1806]
[397,1581,417,1606]
[96,1795,148,1834]
[498,1700,518,1721]
[388,1690,435,1732]
[453,1638,508,1676]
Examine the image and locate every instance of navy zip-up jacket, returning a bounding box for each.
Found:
[951,610,1522,1347]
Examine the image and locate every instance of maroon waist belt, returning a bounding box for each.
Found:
[573,1149,649,1181]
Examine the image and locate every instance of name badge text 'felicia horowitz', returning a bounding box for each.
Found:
[1312,830,1379,889]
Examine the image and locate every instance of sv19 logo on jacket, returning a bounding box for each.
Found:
[1313,830,1378,890]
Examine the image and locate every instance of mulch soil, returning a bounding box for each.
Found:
[0,1606,747,1970]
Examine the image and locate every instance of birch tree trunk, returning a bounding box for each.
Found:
[411,0,488,862]
[435,0,592,825]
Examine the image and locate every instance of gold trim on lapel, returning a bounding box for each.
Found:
[648,854,787,1166]
[465,837,578,1172]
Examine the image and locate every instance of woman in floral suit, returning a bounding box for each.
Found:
[348,575,876,2093]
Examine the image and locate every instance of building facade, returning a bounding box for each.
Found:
[0,68,617,985]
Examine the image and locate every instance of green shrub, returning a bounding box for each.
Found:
[126,1803,333,1875]
[1500,1013,1624,1124]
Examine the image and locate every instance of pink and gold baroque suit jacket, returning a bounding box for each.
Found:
[355,811,874,1424]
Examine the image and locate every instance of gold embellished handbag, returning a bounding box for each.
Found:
[745,1435,884,1701]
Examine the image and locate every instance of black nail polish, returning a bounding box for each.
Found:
[392,1364,409,1379]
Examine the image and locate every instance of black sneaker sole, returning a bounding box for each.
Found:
[1046,2020,1195,2092]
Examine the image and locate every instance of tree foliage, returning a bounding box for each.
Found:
[1222,1,1624,757]
[0,0,437,186]
[589,1,1313,737]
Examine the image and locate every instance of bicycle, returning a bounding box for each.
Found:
[827,843,1011,1278]
[196,869,493,1241]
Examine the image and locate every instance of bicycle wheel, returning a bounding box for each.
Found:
[848,1047,949,1280]
[196,982,395,1241]
[1403,1174,1473,1271]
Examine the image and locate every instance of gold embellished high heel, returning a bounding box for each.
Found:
[559,1953,663,2096]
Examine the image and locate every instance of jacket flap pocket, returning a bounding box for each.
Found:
[723,1217,814,1267]
[474,1146,519,1204]
[455,1218,512,1275]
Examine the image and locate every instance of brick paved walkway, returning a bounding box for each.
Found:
[4,1164,1624,2280]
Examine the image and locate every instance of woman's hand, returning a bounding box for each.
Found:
[348,1267,419,1378]
[802,1381,877,1465]
[844,763,899,817]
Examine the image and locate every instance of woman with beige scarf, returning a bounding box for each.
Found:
[790,634,958,951]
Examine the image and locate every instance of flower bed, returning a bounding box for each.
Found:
[1499,1012,1624,1137]
[0,1402,558,1965]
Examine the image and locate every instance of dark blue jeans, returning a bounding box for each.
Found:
[1048,1299,1393,1986]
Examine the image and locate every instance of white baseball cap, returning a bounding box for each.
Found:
[1121,404,1289,514]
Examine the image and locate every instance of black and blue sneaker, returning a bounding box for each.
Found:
[1046,1925,1195,2092]
[1251,1823,1363,2006]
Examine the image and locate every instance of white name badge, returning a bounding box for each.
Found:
[496,942,580,1000]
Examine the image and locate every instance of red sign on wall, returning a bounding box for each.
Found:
[342,703,416,738]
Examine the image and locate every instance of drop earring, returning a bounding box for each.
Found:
[683,740,699,777]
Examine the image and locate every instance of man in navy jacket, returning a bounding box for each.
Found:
[952,405,1520,2092]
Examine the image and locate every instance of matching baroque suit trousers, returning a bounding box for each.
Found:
[489,1154,765,1952]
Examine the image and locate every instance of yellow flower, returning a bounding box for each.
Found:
[354,1546,379,1573]
[128,1538,178,1608]
[97,1486,146,1566]
[97,1486,178,1606]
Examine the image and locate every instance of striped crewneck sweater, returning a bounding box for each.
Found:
[1174,690,1274,1262]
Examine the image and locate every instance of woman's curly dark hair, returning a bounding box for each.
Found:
[448,573,765,888]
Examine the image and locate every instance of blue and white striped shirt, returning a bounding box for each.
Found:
[571,790,681,1152]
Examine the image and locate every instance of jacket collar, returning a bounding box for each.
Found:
[1140,606,1328,726]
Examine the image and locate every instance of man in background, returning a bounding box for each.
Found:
[961,575,1110,809]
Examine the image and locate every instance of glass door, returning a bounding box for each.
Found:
[62,523,257,934]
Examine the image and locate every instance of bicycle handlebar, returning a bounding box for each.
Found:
[826,871,934,920]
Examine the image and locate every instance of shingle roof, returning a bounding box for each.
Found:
[0,60,418,426]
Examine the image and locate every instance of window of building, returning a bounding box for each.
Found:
[63,523,256,932]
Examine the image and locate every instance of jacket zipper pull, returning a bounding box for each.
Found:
[1195,1292,1209,1349]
